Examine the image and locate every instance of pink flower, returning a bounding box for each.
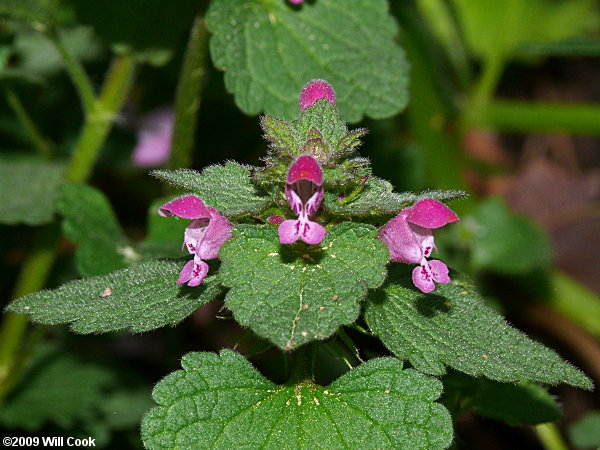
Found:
[379,199,459,293]
[288,0,304,4]
[299,80,336,111]
[159,196,232,286]
[132,107,174,167]
[278,155,326,245]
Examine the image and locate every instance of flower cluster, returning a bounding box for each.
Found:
[159,79,459,294]
[379,199,459,293]
[158,196,232,286]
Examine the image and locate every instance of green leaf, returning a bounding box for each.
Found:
[141,350,453,449]
[469,197,551,274]
[568,411,600,449]
[152,162,271,216]
[57,183,130,276]
[6,260,222,333]
[71,0,198,65]
[0,344,115,431]
[324,176,467,215]
[444,372,562,426]
[260,101,366,159]
[260,114,297,155]
[206,0,409,122]
[454,0,599,62]
[0,155,64,226]
[219,224,389,350]
[365,265,593,389]
[290,99,348,153]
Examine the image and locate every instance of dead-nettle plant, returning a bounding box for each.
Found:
[8,80,593,449]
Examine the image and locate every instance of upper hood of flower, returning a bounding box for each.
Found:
[158,195,233,260]
[406,198,459,229]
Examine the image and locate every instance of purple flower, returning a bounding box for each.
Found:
[278,155,326,245]
[299,80,336,111]
[132,107,174,167]
[159,195,232,286]
[379,199,459,293]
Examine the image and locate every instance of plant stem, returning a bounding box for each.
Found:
[479,100,600,136]
[169,15,209,170]
[47,27,97,116]
[534,423,568,450]
[288,345,312,384]
[0,224,61,397]
[3,87,53,159]
[0,54,136,400]
[65,55,136,182]
[467,55,504,119]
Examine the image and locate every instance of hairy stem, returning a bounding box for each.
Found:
[65,55,136,182]
[0,55,136,401]
[534,423,568,450]
[3,87,53,159]
[288,345,313,384]
[0,224,61,397]
[169,15,209,170]
[479,100,600,136]
[47,27,97,116]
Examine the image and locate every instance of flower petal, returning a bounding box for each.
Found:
[429,259,451,284]
[300,220,326,245]
[378,210,423,264]
[196,211,233,260]
[158,195,212,219]
[412,263,436,293]
[287,155,323,185]
[183,218,210,254]
[278,219,300,244]
[132,107,174,167]
[299,79,336,110]
[407,199,459,229]
[187,257,209,287]
[177,260,195,285]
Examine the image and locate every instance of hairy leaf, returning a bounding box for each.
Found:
[325,176,467,215]
[152,162,271,216]
[141,350,453,449]
[206,0,409,122]
[7,260,222,333]
[290,99,348,153]
[219,224,388,350]
[365,265,592,389]
[444,372,562,426]
[0,156,63,226]
[57,183,129,276]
